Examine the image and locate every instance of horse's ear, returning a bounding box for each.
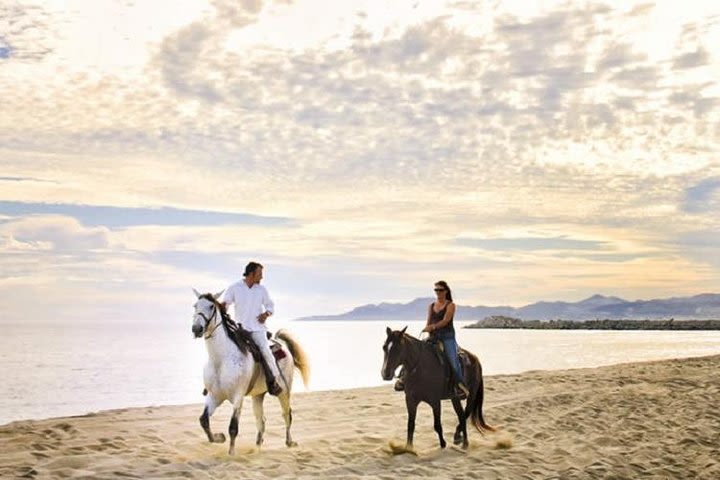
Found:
[401,326,408,334]
[192,288,201,298]
[213,290,224,300]
[386,327,392,336]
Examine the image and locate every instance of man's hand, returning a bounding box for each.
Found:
[422,324,434,333]
[258,312,271,323]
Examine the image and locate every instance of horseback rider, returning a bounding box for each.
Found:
[221,261,283,396]
[396,280,470,399]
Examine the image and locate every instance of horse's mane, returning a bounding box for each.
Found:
[199,293,248,354]
[398,332,429,348]
[199,293,228,316]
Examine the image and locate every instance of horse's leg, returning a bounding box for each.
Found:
[405,395,419,450]
[278,390,297,447]
[451,396,468,448]
[199,395,226,443]
[227,396,245,455]
[252,393,266,447]
[431,400,446,449]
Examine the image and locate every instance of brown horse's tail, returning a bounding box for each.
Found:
[468,369,496,433]
[276,329,310,388]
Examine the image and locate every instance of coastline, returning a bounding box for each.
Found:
[2,354,719,479]
[465,318,720,330]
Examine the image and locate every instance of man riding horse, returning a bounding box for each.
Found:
[221,261,282,396]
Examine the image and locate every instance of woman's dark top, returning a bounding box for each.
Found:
[429,302,455,336]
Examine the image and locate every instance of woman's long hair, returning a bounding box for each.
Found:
[435,280,453,302]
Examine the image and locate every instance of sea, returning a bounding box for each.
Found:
[1,319,719,426]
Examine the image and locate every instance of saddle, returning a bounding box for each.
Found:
[425,339,467,372]
[221,312,285,361]
[426,339,468,389]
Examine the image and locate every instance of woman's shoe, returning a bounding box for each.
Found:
[454,383,469,400]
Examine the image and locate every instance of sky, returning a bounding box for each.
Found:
[0,0,719,324]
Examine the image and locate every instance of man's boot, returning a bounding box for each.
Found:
[266,376,283,396]
[259,356,283,396]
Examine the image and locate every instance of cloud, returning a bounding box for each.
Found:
[627,3,654,17]
[0,176,54,183]
[3,1,715,195]
[671,229,720,271]
[157,22,224,102]
[456,236,611,252]
[157,0,296,101]
[210,0,263,25]
[673,47,710,69]
[597,43,647,72]
[565,253,650,263]
[0,4,56,60]
[0,1,719,318]
[0,215,109,252]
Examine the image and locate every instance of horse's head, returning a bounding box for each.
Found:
[381,326,408,381]
[191,288,224,338]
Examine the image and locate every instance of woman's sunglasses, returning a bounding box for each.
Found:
[434,288,445,292]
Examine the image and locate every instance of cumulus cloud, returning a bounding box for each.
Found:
[0,215,109,252]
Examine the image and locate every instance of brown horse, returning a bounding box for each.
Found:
[381,327,494,450]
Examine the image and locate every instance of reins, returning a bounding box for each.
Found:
[399,334,423,377]
[202,306,222,339]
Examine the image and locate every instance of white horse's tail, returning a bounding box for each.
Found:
[276,329,310,388]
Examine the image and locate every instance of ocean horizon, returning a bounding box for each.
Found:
[2,319,719,426]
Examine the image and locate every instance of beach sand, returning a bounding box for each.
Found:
[1,355,718,479]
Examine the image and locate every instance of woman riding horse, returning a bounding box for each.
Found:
[422,280,470,398]
[396,280,469,399]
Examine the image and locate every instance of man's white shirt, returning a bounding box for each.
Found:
[222,281,275,332]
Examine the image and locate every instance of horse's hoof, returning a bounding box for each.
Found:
[440,439,447,449]
[228,447,235,455]
[462,441,469,450]
[286,440,298,448]
[453,436,463,445]
[213,433,226,443]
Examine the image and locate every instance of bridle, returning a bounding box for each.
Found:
[196,301,222,339]
[385,333,421,378]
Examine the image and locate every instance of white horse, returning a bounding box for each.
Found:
[191,289,310,454]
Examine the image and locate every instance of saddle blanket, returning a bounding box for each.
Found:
[270,342,287,360]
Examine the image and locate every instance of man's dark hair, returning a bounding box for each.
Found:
[243,261,263,277]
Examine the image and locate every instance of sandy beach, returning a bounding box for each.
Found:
[1,355,718,479]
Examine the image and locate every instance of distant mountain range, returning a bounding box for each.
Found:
[293,293,720,321]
